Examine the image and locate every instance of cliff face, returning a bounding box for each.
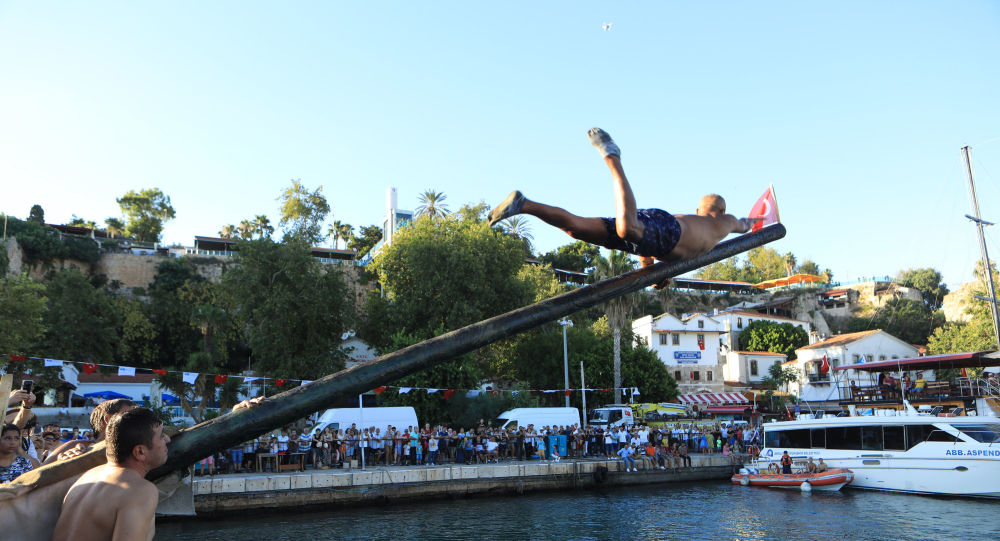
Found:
[942,281,977,323]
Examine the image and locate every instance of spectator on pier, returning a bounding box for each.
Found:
[53,408,169,541]
[485,437,500,463]
[427,430,439,465]
[618,442,637,472]
[298,429,312,467]
[678,442,692,468]
[228,441,244,474]
[1,423,39,483]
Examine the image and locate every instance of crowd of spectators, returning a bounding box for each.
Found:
[202,420,761,475]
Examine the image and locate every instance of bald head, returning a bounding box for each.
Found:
[698,194,726,216]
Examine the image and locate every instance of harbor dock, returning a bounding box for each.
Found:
[185,455,738,516]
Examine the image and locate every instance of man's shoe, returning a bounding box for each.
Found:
[488,191,525,226]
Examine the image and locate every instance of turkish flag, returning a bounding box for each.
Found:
[565,389,572,396]
[214,374,227,384]
[819,355,830,375]
[698,339,705,351]
[82,363,98,375]
[747,185,780,232]
[373,386,388,395]
[152,369,167,376]
[442,389,457,399]
[9,355,27,362]
[275,378,287,387]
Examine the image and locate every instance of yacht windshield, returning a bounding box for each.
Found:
[953,424,1000,443]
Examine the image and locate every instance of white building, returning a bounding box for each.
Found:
[723,351,787,385]
[787,329,919,403]
[632,312,725,393]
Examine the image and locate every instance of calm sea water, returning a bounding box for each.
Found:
[155,481,999,541]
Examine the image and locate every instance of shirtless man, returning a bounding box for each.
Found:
[489,128,761,284]
[52,407,169,541]
[44,398,136,465]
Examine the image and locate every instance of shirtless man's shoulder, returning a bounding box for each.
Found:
[54,465,158,541]
[671,213,744,260]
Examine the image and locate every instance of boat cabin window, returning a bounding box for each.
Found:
[953,424,1000,443]
[826,426,863,450]
[861,426,883,451]
[810,428,825,448]
[883,426,905,450]
[764,428,810,449]
[906,424,957,447]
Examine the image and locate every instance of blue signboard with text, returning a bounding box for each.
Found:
[674,351,701,363]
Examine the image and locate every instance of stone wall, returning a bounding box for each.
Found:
[942,281,976,323]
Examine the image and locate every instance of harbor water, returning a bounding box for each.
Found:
[156,481,999,541]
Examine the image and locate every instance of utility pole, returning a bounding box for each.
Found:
[963,146,1000,348]
[580,361,587,427]
[560,318,573,407]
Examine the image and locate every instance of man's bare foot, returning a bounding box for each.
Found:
[587,127,620,158]
[488,190,526,226]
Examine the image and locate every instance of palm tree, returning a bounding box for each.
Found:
[190,304,228,355]
[500,216,533,241]
[784,252,797,277]
[415,190,450,220]
[105,218,126,239]
[338,223,354,251]
[237,219,255,240]
[593,250,639,400]
[219,224,237,239]
[329,220,344,249]
[253,215,273,239]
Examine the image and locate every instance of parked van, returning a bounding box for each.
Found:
[495,407,580,430]
[310,406,418,436]
[587,404,635,430]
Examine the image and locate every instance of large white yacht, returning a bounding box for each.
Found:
[757,406,1000,498]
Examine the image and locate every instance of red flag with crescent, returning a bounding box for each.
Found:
[819,355,830,375]
[747,185,780,232]
[82,363,98,375]
[275,378,287,387]
[443,389,457,399]
[152,369,167,376]
[373,386,387,395]
[214,374,227,384]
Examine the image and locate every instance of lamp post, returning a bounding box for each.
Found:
[559,318,573,407]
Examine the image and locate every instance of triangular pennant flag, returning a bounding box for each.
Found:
[118,366,136,377]
[426,388,439,394]
[511,390,519,397]
[275,378,287,387]
[81,363,98,375]
[182,372,198,385]
[214,374,227,384]
[373,385,387,395]
[300,380,313,386]
[243,377,259,383]
[564,389,572,396]
[466,390,481,397]
[442,389,456,399]
[45,358,63,367]
[491,389,500,396]
[9,355,27,362]
[152,369,167,376]
[398,387,411,394]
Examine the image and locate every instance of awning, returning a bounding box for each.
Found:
[678,393,748,405]
[83,390,132,400]
[705,405,751,414]
[834,351,997,372]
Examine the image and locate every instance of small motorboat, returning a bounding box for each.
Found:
[731,467,854,492]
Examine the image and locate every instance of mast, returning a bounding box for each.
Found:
[962,146,1000,348]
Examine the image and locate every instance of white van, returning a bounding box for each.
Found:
[310,407,418,436]
[495,407,580,430]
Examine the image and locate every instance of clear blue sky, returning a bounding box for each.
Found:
[2,2,999,290]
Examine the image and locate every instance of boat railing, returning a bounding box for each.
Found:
[957,376,1000,398]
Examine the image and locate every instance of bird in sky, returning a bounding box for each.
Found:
[602,22,613,31]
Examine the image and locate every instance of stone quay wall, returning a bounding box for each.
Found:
[187,456,738,517]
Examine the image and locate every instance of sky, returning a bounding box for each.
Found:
[2,2,999,290]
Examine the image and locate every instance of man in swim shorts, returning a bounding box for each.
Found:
[488,128,761,280]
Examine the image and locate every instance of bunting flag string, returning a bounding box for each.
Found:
[1,352,625,397]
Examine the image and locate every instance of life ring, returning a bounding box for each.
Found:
[767,462,779,474]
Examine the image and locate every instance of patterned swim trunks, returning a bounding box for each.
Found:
[600,209,682,259]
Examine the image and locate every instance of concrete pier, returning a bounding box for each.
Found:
[187,455,738,516]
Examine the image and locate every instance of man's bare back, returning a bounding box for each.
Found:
[53,464,158,541]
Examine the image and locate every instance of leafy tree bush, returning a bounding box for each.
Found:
[738,320,809,360]
[847,297,942,345]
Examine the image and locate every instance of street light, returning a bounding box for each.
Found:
[559,318,573,407]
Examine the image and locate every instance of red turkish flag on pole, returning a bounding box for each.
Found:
[747,185,780,232]
[819,355,830,375]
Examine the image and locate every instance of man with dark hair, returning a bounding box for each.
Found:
[52,407,169,541]
[44,398,137,465]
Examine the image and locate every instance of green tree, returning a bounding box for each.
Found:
[348,224,383,258]
[694,256,745,282]
[762,361,798,392]
[115,188,176,242]
[117,297,159,367]
[253,215,274,240]
[928,267,998,352]
[219,224,236,239]
[104,217,126,239]
[67,215,98,229]
[798,260,821,276]
[746,247,787,283]
[847,297,943,345]
[148,259,204,369]
[415,190,450,220]
[738,320,809,360]
[28,204,45,223]
[593,250,639,397]
[221,238,352,379]
[0,274,47,354]
[455,202,490,223]
[783,252,797,276]
[37,268,120,363]
[540,241,601,273]
[896,268,949,310]
[278,179,330,245]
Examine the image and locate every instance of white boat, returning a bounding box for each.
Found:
[757,405,1000,498]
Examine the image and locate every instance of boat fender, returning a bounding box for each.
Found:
[594,466,608,483]
[800,481,811,492]
[740,476,749,486]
